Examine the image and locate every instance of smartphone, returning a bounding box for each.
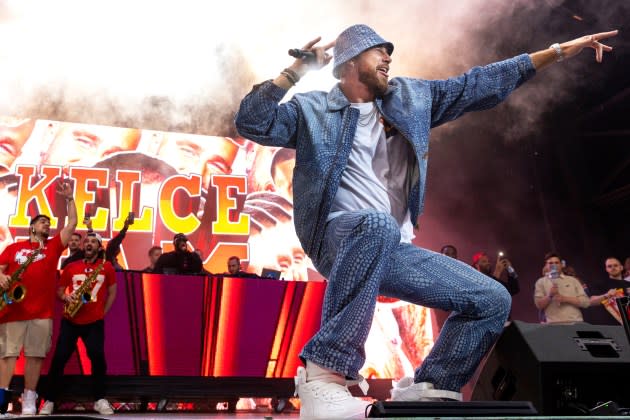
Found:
[128,211,135,225]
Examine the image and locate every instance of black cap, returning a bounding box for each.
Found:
[173,233,188,242]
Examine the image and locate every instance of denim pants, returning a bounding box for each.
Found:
[300,209,511,391]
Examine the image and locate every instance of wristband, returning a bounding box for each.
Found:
[281,67,300,85]
[549,43,564,62]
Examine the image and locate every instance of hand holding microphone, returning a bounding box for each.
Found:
[287,37,335,70]
[275,36,334,89]
[288,49,316,59]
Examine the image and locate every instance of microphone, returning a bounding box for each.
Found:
[288,49,315,59]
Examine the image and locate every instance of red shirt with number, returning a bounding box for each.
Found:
[0,235,65,322]
[60,259,115,325]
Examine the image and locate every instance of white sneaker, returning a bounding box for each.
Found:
[38,400,54,415]
[295,366,368,419]
[94,399,114,415]
[20,389,37,415]
[390,377,462,401]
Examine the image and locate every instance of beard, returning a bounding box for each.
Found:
[358,66,388,97]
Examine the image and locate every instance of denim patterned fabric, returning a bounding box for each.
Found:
[234,54,535,390]
[332,24,394,78]
[300,210,511,390]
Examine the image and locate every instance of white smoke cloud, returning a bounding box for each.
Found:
[0,0,623,136]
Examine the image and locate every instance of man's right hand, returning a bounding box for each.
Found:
[274,36,335,89]
[289,37,335,76]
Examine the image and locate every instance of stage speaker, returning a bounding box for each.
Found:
[472,320,630,415]
[367,401,537,417]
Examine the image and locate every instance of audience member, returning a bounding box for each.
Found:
[472,252,519,296]
[534,252,589,323]
[143,246,162,273]
[624,257,630,281]
[439,245,458,260]
[153,233,203,275]
[584,257,629,325]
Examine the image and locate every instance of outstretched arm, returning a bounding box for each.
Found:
[530,30,618,70]
[57,180,78,247]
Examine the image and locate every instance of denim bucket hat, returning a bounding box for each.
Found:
[332,24,394,79]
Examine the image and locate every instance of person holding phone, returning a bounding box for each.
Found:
[471,252,520,296]
[534,252,589,323]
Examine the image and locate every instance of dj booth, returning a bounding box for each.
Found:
[10,272,392,410]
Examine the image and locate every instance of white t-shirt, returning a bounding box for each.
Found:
[329,102,415,243]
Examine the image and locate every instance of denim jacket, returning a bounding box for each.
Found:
[235,54,535,259]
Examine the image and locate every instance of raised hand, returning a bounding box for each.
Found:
[289,36,335,78]
[56,180,74,200]
[561,30,618,63]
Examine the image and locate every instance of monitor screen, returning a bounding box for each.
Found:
[261,268,282,280]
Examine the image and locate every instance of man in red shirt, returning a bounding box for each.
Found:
[39,232,117,416]
[0,181,77,415]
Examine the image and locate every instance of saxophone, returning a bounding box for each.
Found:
[0,241,43,312]
[64,258,106,318]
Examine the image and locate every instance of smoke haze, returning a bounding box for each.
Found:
[2,0,626,137]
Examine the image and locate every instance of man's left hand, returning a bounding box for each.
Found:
[561,30,618,63]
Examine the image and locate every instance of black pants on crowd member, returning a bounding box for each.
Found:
[42,318,107,402]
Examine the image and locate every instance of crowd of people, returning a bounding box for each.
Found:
[440,245,629,326]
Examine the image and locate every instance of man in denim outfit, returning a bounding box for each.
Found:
[235,24,617,419]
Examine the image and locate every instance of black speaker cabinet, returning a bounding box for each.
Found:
[471,321,630,415]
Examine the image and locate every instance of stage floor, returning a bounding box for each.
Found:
[10,414,630,419]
